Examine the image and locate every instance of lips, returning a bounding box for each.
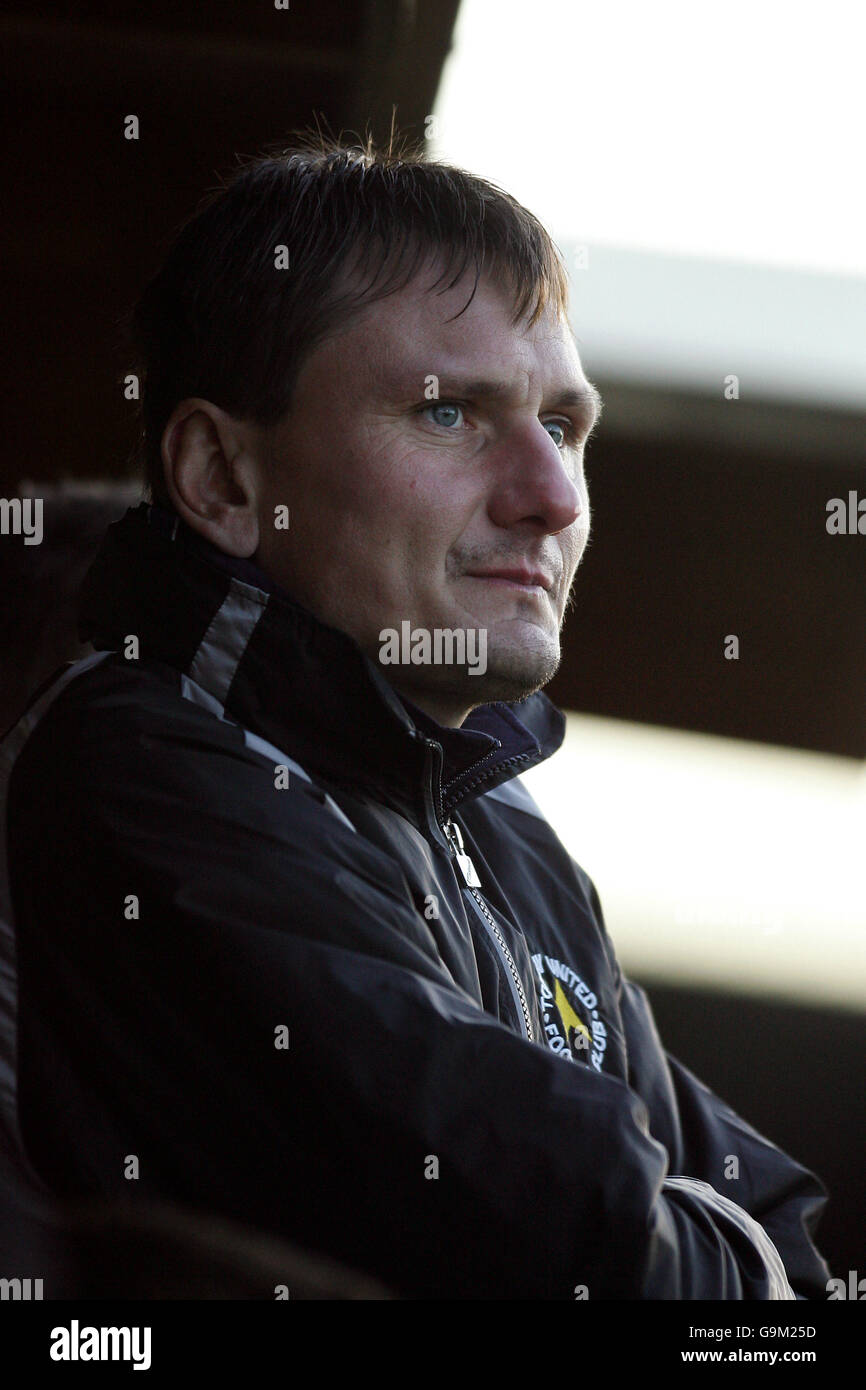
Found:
[467,568,554,591]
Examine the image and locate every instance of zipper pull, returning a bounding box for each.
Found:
[444,817,482,888]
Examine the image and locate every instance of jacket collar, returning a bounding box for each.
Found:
[78,503,565,826]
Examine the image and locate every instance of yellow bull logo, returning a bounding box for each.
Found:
[553,978,592,1053]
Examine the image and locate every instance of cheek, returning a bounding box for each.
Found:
[365,443,473,537]
[571,471,591,536]
[402,446,480,516]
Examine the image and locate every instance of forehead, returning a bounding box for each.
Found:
[310,263,590,403]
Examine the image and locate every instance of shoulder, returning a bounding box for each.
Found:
[6,653,324,852]
[6,652,413,912]
[10,653,246,793]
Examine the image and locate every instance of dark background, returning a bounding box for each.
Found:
[2,1,863,1283]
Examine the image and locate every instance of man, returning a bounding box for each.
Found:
[0,135,829,1299]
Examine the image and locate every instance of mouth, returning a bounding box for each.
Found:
[465,568,554,596]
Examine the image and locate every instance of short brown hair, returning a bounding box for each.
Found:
[129,129,571,508]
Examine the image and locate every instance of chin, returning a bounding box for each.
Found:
[469,648,561,705]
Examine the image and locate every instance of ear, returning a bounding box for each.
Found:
[160,398,261,557]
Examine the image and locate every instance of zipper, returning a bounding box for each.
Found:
[441,748,534,805]
[443,815,535,1043]
[411,729,536,1043]
[414,734,450,851]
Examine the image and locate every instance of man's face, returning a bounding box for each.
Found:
[252,258,600,726]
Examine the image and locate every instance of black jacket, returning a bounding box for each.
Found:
[0,502,830,1298]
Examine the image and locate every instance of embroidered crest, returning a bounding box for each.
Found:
[531,953,608,1072]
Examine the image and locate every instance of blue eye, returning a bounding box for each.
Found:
[424,402,465,429]
[543,420,568,449]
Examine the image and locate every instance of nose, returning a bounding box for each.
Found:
[485,422,585,536]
